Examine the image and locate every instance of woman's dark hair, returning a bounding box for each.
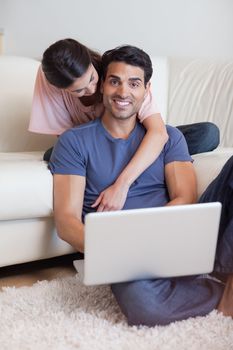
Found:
[101,45,153,86]
[42,38,102,88]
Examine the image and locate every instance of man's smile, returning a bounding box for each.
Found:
[112,98,132,109]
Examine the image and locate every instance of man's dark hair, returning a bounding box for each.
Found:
[42,38,102,88]
[101,45,153,86]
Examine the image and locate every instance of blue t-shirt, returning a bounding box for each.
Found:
[49,118,192,218]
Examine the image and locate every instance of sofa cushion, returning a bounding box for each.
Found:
[150,57,169,122]
[193,148,233,198]
[0,151,43,161]
[0,155,53,220]
[1,148,232,221]
[167,58,233,147]
[0,56,56,152]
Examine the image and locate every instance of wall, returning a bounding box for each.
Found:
[0,0,233,59]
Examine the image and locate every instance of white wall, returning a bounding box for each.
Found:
[0,0,233,59]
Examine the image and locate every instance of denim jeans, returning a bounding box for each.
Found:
[112,156,233,326]
[43,122,220,161]
[176,122,220,155]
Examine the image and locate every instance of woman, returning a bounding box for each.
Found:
[29,39,218,211]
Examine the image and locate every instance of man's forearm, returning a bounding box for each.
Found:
[55,214,85,253]
[166,195,197,207]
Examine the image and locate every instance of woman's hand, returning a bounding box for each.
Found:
[91,181,130,212]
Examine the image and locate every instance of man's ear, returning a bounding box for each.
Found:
[144,81,151,98]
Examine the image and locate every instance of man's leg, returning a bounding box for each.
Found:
[111,276,223,326]
[199,155,233,316]
[43,147,54,162]
[112,157,233,327]
[176,122,220,155]
[199,155,233,272]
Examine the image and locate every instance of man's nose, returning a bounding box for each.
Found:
[117,83,129,97]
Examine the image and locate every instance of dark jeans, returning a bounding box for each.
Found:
[43,147,54,162]
[43,122,220,162]
[112,156,233,326]
[176,122,220,155]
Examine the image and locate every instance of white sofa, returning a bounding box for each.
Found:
[0,55,232,268]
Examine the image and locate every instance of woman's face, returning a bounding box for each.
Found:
[65,64,99,98]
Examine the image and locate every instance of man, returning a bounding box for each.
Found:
[49,45,233,326]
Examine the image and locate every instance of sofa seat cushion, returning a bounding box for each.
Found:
[0,154,53,220]
[1,148,232,221]
[193,148,233,198]
[0,151,44,161]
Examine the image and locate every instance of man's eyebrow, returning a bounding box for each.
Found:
[129,77,143,82]
[108,74,120,80]
[108,75,142,82]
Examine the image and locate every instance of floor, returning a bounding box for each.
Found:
[0,253,83,289]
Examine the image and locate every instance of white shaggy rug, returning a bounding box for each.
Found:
[0,275,233,350]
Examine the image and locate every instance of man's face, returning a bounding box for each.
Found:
[102,62,150,120]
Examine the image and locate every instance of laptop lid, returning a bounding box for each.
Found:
[74,202,221,285]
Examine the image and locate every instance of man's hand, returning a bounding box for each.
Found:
[91,181,129,211]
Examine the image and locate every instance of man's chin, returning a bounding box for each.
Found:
[111,110,136,120]
[112,114,134,120]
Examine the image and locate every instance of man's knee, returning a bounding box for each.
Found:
[194,122,220,153]
[203,122,220,150]
[177,121,220,154]
[111,277,223,327]
[126,303,172,327]
[111,280,175,326]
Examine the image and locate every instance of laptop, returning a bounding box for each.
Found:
[73,202,221,285]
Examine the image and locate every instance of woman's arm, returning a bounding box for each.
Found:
[92,113,168,211]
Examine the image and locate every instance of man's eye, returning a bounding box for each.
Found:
[130,82,140,88]
[110,79,119,86]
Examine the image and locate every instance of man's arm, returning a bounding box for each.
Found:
[53,174,86,253]
[165,161,197,206]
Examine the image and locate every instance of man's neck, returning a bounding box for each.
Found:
[101,113,137,139]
